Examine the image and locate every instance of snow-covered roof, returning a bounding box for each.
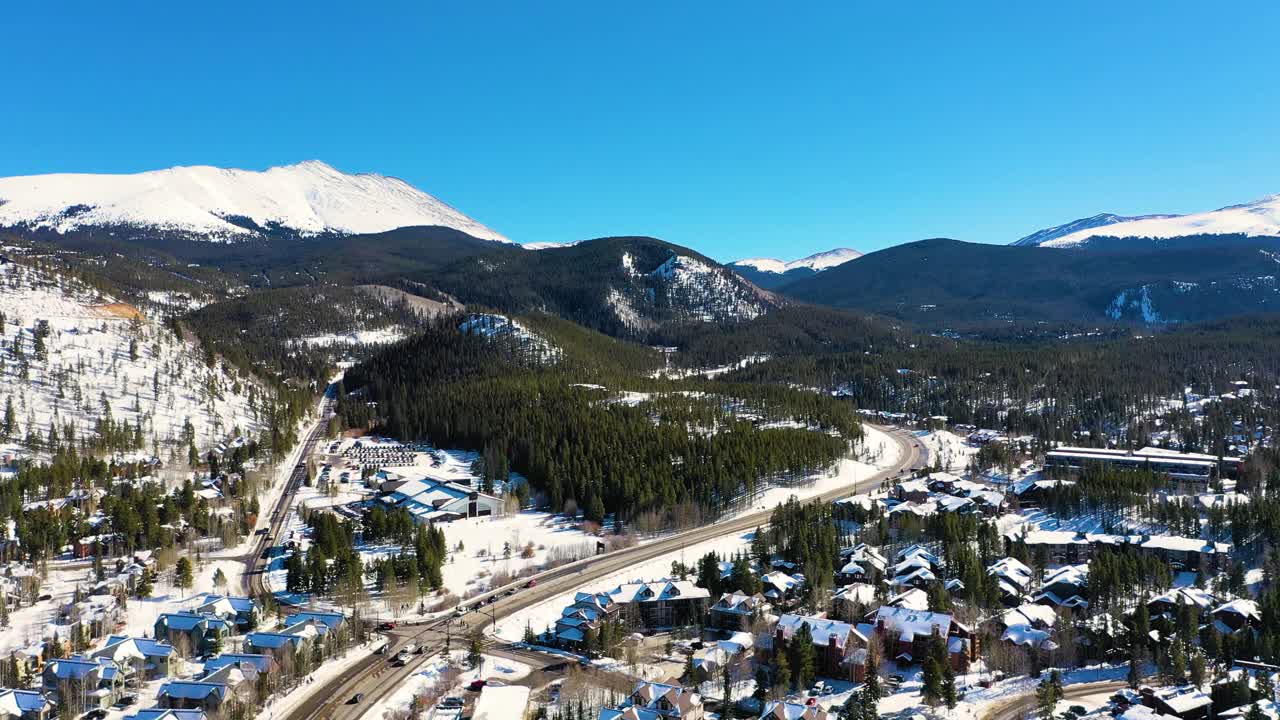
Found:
[776,614,866,650]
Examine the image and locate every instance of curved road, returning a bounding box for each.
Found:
[982,681,1127,720]
[284,425,927,720]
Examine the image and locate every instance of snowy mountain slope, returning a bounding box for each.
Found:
[1035,194,1280,248]
[1012,213,1181,247]
[648,254,772,325]
[731,248,862,273]
[0,160,510,243]
[0,259,263,459]
[729,248,862,290]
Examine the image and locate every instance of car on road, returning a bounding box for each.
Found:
[350,693,365,704]
[525,579,538,588]
[378,622,396,631]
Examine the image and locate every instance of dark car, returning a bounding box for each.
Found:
[468,679,488,692]
[378,622,396,631]
[350,693,365,704]
[83,711,108,720]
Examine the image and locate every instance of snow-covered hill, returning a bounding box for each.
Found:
[1027,194,1280,248]
[1012,213,1180,247]
[728,248,862,290]
[0,259,263,460]
[731,248,862,273]
[0,160,510,243]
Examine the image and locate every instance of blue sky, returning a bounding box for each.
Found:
[4,2,1279,260]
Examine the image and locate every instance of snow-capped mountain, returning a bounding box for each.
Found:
[1022,193,1280,249]
[728,248,862,290]
[0,160,510,243]
[1012,213,1181,247]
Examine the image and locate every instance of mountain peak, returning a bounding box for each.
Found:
[731,248,862,274]
[0,161,511,244]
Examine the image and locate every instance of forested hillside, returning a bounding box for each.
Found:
[722,314,1280,456]
[781,237,1280,328]
[338,315,863,527]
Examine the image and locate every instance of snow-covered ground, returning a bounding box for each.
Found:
[296,328,406,347]
[365,652,532,720]
[918,430,979,472]
[0,260,262,458]
[730,423,901,518]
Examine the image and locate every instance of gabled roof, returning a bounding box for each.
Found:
[45,656,110,680]
[777,614,864,650]
[94,636,174,662]
[283,611,345,630]
[157,681,227,702]
[244,632,303,650]
[0,689,48,716]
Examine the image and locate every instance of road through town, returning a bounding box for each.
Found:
[283,425,927,720]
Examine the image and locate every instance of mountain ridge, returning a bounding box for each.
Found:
[0,160,511,244]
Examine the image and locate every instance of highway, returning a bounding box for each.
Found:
[241,384,337,600]
[282,424,927,720]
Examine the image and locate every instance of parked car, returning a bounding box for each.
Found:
[378,622,396,631]
[84,710,108,720]
[468,679,488,692]
[440,697,464,709]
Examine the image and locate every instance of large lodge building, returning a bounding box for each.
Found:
[1044,446,1242,483]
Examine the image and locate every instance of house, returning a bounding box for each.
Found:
[192,597,257,631]
[0,689,49,720]
[1033,565,1089,609]
[608,581,712,631]
[760,572,805,605]
[553,592,620,648]
[282,610,346,636]
[833,583,877,622]
[998,604,1058,651]
[692,632,754,680]
[896,480,930,503]
[837,545,888,584]
[1147,588,1215,619]
[771,614,868,682]
[707,592,765,633]
[154,613,232,657]
[884,588,929,611]
[1144,685,1212,720]
[243,631,307,660]
[867,606,975,670]
[599,682,704,720]
[1211,599,1261,633]
[42,656,123,713]
[156,682,229,717]
[201,654,278,677]
[759,701,832,719]
[1138,536,1232,572]
[988,558,1034,605]
[91,636,177,683]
